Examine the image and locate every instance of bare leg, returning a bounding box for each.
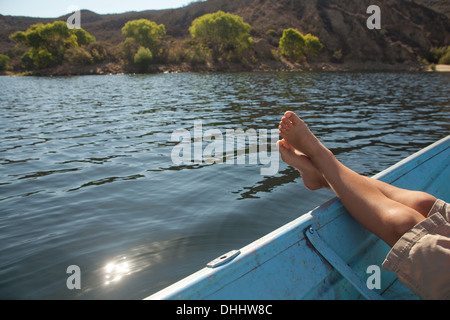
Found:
[279,111,430,247]
[364,179,436,218]
[278,128,435,218]
[278,139,435,217]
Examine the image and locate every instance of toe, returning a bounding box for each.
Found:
[276,140,283,151]
[276,140,287,154]
[285,111,302,126]
[281,117,292,127]
[277,139,288,150]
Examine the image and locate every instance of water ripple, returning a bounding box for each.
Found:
[0,72,448,299]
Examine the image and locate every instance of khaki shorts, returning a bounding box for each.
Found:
[382,199,450,300]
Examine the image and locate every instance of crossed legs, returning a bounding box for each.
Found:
[277,111,436,247]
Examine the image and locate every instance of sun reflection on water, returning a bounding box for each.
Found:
[104,257,131,285]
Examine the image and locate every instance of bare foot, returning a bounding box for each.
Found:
[277,139,329,191]
[278,111,327,160]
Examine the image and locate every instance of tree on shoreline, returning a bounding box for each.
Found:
[279,28,305,61]
[189,11,253,61]
[304,33,323,59]
[279,28,323,62]
[121,19,166,65]
[10,21,95,69]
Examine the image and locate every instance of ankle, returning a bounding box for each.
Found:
[310,146,334,166]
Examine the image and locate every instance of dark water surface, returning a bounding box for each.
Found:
[0,72,449,299]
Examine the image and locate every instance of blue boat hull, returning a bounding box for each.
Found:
[147,136,450,300]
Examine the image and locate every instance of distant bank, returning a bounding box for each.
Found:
[435,64,450,71]
[1,60,433,77]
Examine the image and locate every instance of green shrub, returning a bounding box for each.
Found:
[20,51,35,70]
[271,49,282,62]
[164,39,185,64]
[428,46,450,64]
[279,28,305,61]
[187,43,211,65]
[266,29,278,37]
[87,42,114,63]
[331,49,343,63]
[28,48,57,69]
[438,50,450,65]
[72,28,96,46]
[134,46,153,71]
[121,38,140,64]
[64,46,93,65]
[10,21,96,70]
[279,29,323,62]
[0,54,10,71]
[304,33,323,58]
[122,19,165,58]
[189,11,253,60]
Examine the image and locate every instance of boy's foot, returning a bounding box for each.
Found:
[277,139,329,191]
[278,111,327,161]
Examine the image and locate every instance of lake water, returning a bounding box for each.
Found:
[0,72,449,299]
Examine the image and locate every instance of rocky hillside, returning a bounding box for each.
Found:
[413,0,450,18]
[1,0,449,67]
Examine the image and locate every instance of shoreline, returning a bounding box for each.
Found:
[434,64,450,72]
[2,61,449,77]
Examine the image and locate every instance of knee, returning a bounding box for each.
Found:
[414,192,437,217]
[383,207,424,245]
